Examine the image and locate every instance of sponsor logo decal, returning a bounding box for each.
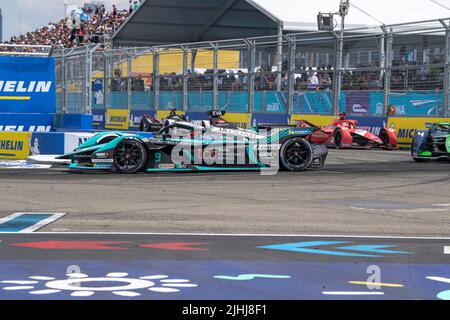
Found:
[158,164,175,169]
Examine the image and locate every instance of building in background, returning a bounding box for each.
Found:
[0,9,3,43]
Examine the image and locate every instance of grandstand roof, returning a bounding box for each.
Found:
[112,0,450,48]
[112,0,284,47]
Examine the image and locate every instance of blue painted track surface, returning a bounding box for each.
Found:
[0,234,449,300]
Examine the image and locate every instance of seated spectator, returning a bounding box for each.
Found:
[3,4,131,49]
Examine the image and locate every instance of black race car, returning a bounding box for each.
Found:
[412,122,450,162]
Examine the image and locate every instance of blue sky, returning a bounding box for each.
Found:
[1,0,449,42]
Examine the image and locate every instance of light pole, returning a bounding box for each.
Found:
[333,0,350,115]
[64,0,68,19]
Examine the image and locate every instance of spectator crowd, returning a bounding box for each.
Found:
[1,1,142,49]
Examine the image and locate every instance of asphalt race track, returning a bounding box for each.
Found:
[0,149,449,300]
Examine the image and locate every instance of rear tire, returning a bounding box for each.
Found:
[279,138,314,171]
[334,129,343,149]
[114,140,147,174]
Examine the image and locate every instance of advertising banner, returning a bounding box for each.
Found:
[370,92,444,116]
[28,132,96,157]
[346,116,387,135]
[389,92,442,116]
[29,133,65,156]
[0,57,56,114]
[387,117,450,147]
[156,110,185,122]
[346,91,371,114]
[292,92,334,114]
[222,113,252,129]
[186,112,209,122]
[290,115,335,127]
[251,113,290,128]
[0,132,32,160]
[0,114,54,132]
[254,92,287,113]
[64,133,96,154]
[129,110,155,130]
[105,109,130,130]
[93,109,105,129]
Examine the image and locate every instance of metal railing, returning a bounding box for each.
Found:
[0,44,53,57]
[52,17,450,118]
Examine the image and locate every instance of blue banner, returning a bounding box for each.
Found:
[346,116,388,135]
[251,113,290,128]
[129,110,155,130]
[29,132,65,156]
[0,114,54,132]
[0,56,56,114]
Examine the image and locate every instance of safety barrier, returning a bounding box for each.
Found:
[386,117,450,147]
[1,113,448,161]
[0,131,95,160]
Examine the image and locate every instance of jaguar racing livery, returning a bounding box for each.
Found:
[412,122,450,162]
[58,118,329,174]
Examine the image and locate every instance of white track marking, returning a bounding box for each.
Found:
[445,247,450,255]
[350,207,448,213]
[322,291,385,296]
[427,277,450,284]
[1,231,450,240]
[0,213,67,233]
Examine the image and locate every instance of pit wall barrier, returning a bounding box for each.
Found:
[0,131,95,160]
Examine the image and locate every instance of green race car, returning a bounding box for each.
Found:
[412,122,450,162]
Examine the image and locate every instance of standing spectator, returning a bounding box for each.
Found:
[129,1,133,14]
[77,25,85,45]
[307,69,319,90]
[113,5,118,17]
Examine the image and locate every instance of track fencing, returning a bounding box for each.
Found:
[52,18,450,119]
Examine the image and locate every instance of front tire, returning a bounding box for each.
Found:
[413,157,430,163]
[114,140,148,174]
[280,138,314,171]
[379,130,389,146]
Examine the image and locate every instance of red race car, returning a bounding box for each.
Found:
[296,113,398,149]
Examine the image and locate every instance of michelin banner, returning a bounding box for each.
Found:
[0,114,54,132]
[105,109,130,130]
[0,56,56,114]
[0,132,31,160]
